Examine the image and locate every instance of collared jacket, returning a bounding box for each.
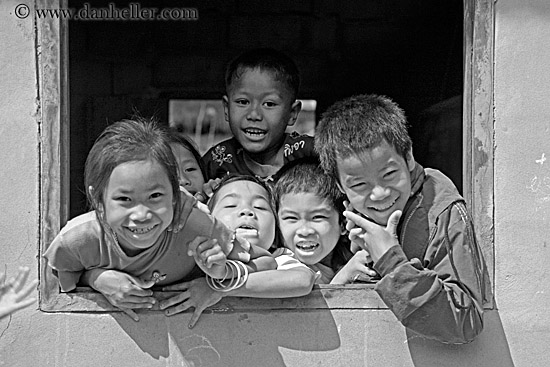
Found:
[373,163,492,344]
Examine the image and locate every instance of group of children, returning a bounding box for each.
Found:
[44,48,491,343]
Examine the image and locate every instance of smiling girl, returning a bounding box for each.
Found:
[44,118,273,321]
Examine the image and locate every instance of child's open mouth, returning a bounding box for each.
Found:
[235,224,258,237]
[243,128,267,138]
[295,240,319,252]
[370,197,398,212]
[127,225,156,235]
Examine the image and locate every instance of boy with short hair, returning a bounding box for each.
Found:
[315,94,492,344]
[201,48,315,184]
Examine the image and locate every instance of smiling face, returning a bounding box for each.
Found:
[336,139,415,226]
[170,143,205,196]
[278,192,342,265]
[210,180,276,249]
[223,68,300,158]
[102,159,174,255]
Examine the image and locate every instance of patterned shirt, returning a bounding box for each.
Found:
[201,132,316,184]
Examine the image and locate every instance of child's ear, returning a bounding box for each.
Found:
[88,186,103,213]
[406,148,416,172]
[287,100,302,127]
[222,95,229,122]
[335,180,346,195]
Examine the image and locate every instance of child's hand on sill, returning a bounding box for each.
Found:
[83,268,156,322]
[161,277,222,329]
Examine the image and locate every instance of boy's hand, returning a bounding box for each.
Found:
[84,268,156,322]
[160,277,223,328]
[187,236,227,279]
[202,178,222,199]
[0,266,37,319]
[331,250,378,284]
[343,210,402,264]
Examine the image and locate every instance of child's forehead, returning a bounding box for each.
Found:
[339,140,401,162]
[229,67,292,94]
[279,191,335,209]
[218,179,270,198]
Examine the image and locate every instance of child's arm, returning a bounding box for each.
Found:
[0,267,37,320]
[344,203,489,344]
[160,265,316,328]
[228,236,277,272]
[330,250,378,284]
[80,268,157,321]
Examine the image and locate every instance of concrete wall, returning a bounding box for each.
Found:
[0,0,549,366]
[493,0,550,365]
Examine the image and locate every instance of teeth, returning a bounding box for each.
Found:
[296,241,319,251]
[129,225,155,234]
[239,224,255,230]
[371,198,397,211]
[236,227,258,237]
[244,128,266,136]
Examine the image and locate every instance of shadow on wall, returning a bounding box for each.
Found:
[407,308,515,367]
[111,308,340,366]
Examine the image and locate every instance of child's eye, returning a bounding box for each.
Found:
[235,99,249,106]
[313,215,329,221]
[114,196,131,202]
[281,216,297,222]
[254,205,269,211]
[384,170,397,179]
[185,167,197,173]
[150,192,164,199]
[263,101,277,108]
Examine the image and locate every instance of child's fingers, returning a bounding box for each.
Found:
[203,253,226,268]
[195,238,220,255]
[16,279,38,301]
[113,294,156,308]
[15,297,36,311]
[131,276,156,290]
[11,266,31,292]
[345,218,357,232]
[120,308,140,322]
[165,299,194,317]
[343,211,371,230]
[162,281,190,292]
[188,306,208,329]
[187,236,211,256]
[386,210,402,238]
[348,227,365,239]
[350,241,363,253]
[159,291,189,311]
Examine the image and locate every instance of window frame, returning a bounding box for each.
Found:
[38,0,495,312]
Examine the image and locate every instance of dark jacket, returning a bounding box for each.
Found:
[373,163,492,344]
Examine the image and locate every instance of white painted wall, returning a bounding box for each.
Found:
[494,1,550,366]
[0,0,548,366]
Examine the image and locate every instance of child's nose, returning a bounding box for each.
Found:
[179,173,191,186]
[130,204,153,221]
[239,207,255,217]
[246,103,263,121]
[296,221,315,236]
[370,185,391,201]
